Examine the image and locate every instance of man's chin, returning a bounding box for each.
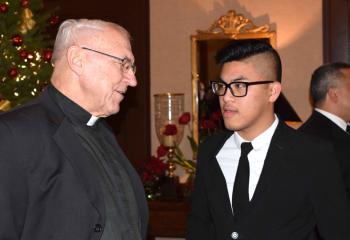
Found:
[223,121,240,131]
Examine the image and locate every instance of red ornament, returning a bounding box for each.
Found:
[8,67,18,78]
[19,50,28,59]
[49,15,59,26]
[11,35,23,46]
[20,0,29,8]
[0,3,8,13]
[43,49,53,61]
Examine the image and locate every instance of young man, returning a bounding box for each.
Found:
[187,40,350,240]
[299,62,350,199]
[0,19,148,240]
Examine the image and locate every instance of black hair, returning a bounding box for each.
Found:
[215,39,282,82]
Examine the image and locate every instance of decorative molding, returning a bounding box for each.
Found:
[199,10,269,35]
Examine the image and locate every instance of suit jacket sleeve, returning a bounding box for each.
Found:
[310,141,350,239]
[0,121,28,240]
[187,140,216,240]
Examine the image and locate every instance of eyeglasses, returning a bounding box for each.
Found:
[211,79,275,97]
[81,47,136,74]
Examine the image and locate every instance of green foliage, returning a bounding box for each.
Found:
[0,0,57,107]
[173,145,196,173]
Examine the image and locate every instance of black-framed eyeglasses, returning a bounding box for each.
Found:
[81,47,136,74]
[211,80,275,97]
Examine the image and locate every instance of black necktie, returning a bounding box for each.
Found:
[232,142,253,219]
[346,125,350,134]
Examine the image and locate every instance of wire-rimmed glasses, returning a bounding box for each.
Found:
[211,80,274,97]
[81,47,136,74]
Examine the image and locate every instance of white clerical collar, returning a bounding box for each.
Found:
[86,115,100,126]
[315,108,347,131]
[233,114,279,150]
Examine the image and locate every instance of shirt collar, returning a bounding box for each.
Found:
[315,108,347,131]
[233,115,279,150]
[48,84,100,126]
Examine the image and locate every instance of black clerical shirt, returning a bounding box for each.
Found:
[48,85,142,240]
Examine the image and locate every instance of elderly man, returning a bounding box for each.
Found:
[0,19,148,240]
[187,40,350,240]
[299,62,350,200]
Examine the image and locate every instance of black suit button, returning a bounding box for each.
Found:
[94,224,103,232]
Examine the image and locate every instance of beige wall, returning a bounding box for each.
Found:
[150,0,322,168]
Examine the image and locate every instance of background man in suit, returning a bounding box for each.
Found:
[187,40,350,240]
[299,62,350,199]
[0,19,148,240]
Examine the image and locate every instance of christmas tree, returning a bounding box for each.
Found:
[0,0,58,110]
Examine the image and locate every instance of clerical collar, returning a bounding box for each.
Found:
[48,84,100,126]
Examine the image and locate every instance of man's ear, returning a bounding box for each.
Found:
[66,46,84,75]
[269,81,282,103]
[327,87,339,103]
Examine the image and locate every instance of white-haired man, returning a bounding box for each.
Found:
[0,19,148,240]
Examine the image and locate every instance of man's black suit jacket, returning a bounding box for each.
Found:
[299,110,350,198]
[0,90,148,240]
[187,121,350,240]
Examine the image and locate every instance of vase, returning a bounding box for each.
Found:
[154,93,185,177]
[154,93,185,199]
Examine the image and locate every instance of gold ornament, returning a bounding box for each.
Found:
[19,8,36,34]
[0,100,11,111]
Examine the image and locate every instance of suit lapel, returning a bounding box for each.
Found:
[53,117,105,222]
[39,89,105,221]
[249,122,290,208]
[206,132,236,221]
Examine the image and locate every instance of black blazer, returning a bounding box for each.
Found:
[299,110,350,198]
[0,90,148,240]
[187,121,350,240]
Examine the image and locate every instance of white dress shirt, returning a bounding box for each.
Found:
[216,115,279,207]
[315,108,348,132]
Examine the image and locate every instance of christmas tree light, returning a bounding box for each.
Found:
[0,0,58,110]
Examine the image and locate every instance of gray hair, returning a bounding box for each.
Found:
[310,62,350,107]
[51,19,130,64]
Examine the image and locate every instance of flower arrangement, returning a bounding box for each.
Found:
[172,112,197,173]
[141,112,198,199]
[141,145,169,200]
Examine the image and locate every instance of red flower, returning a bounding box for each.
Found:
[210,110,222,122]
[164,124,177,135]
[142,155,168,184]
[157,144,168,158]
[179,112,191,125]
[201,119,217,130]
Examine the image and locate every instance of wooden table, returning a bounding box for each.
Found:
[147,199,190,240]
